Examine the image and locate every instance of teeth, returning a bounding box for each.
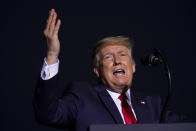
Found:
[113,69,125,75]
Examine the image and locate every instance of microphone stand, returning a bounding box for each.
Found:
[141,49,172,123]
[157,50,172,123]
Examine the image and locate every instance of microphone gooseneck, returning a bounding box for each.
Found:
[140,48,172,123]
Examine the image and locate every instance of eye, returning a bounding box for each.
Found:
[104,55,112,60]
[120,53,127,57]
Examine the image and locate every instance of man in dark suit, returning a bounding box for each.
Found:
[33,9,189,131]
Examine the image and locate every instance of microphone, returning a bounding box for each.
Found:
[140,49,163,67]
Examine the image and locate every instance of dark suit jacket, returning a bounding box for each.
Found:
[33,74,189,131]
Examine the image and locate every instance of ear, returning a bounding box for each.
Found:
[93,67,100,77]
[132,63,136,73]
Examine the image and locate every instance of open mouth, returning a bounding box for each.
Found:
[113,69,125,76]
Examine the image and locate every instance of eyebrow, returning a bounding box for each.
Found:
[102,49,128,56]
[118,50,128,54]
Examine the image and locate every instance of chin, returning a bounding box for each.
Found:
[115,82,129,88]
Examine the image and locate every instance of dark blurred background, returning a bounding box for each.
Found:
[1,0,196,130]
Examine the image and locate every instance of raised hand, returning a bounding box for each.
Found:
[44,9,61,65]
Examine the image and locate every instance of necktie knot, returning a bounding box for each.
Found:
[119,93,129,108]
[118,93,128,102]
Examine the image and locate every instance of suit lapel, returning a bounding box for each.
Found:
[95,85,124,124]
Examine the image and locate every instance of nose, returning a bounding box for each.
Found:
[113,54,121,66]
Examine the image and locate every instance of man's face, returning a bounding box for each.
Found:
[94,44,135,93]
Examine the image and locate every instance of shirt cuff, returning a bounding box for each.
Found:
[40,58,59,80]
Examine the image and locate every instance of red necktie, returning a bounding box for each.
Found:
[119,93,137,124]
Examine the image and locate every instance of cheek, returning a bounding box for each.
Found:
[102,61,113,70]
[102,66,111,75]
[102,63,113,76]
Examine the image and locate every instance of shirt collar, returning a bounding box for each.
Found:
[106,88,131,101]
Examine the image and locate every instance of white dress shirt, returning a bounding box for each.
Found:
[41,58,59,80]
[41,59,137,124]
[106,88,137,124]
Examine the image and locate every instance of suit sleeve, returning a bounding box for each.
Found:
[33,74,80,128]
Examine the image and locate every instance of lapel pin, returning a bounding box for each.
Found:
[140,100,146,104]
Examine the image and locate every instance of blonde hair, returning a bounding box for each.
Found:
[92,36,135,69]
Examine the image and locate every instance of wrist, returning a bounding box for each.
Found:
[46,52,59,65]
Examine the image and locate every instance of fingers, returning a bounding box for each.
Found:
[53,19,61,35]
[45,9,54,33]
[44,9,61,37]
[49,10,57,33]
